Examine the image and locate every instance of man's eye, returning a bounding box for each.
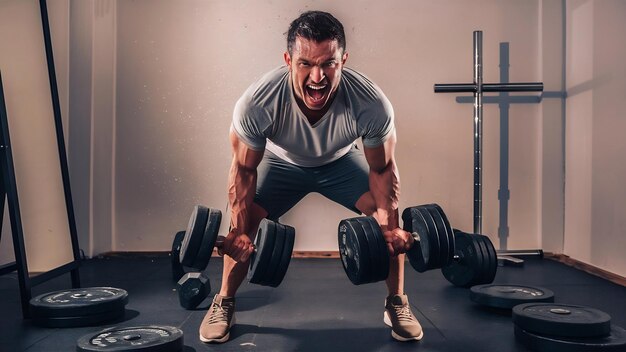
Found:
[299,62,310,67]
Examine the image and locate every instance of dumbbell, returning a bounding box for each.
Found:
[338,203,497,287]
[401,204,497,287]
[177,272,210,309]
[176,205,296,309]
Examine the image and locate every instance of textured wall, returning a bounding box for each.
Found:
[564,0,626,277]
[113,0,542,252]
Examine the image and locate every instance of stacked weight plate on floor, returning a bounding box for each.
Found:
[247,218,296,287]
[30,287,128,327]
[179,205,222,271]
[513,303,626,351]
[401,204,455,272]
[76,325,184,352]
[441,229,497,287]
[469,284,554,309]
[338,216,389,285]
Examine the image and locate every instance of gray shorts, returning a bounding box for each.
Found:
[254,145,370,221]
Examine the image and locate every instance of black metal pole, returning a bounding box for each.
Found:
[473,30,483,234]
[39,0,81,288]
[434,82,543,93]
[0,72,32,318]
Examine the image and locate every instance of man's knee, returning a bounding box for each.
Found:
[355,192,376,215]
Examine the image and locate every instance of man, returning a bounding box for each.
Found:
[199,11,422,343]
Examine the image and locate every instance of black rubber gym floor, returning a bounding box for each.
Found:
[1,255,625,351]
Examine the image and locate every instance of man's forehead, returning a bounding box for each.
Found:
[293,37,341,56]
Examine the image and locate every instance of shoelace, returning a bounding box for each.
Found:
[393,304,414,322]
[207,301,233,324]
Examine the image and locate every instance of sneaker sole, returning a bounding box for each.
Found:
[383,311,424,341]
[199,316,236,343]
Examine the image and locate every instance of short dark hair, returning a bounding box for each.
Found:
[286,11,346,55]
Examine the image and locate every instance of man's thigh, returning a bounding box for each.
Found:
[314,145,370,214]
[254,151,311,221]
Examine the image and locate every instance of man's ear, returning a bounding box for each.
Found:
[284,51,292,69]
[342,51,349,65]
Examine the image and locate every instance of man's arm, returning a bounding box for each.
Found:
[363,134,413,255]
[223,130,265,262]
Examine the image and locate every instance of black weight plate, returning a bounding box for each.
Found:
[365,217,390,282]
[479,234,498,284]
[468,233,485,286]
[248,219,277,285]
[513,303,612,338]
[270,223,295,287]
[33,307,124,328]
[76,325,184,352]
[192,208,222,271]
[358,218,380,283]
[262,221,286,287]
[472,234,491,285]
[417,206,442,268]
[428,204,456,266]
[180,205,209,267]
[171,231,185,282]
[362,217,390,283]
[470,284,555,309]
[441,231,482,287]
[401,207,429,272]
[30,287,128,318]
[424,205,450,269]
[338,218,371,285]
[347,218,376,284]
[514,324,626,352]
[401,207,435,272]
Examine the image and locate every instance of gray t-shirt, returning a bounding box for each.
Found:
[231,66,395,167]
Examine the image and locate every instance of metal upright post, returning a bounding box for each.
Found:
[433,30,545,265]
[473,31,483,234]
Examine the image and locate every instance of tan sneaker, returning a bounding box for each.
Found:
[199,294,236,343]
[383,294,424,341]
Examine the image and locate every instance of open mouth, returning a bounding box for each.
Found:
[305,83,329,106]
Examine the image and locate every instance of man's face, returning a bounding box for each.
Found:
[284,37,348,112]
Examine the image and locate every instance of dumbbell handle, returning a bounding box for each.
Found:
[215,235,258,251]
[410,231,462,262]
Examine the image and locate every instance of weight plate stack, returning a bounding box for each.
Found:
[269,223,296,287]
[441,231,483,287]
[360,217,390,283]
[76,325,184,352]
[514,324,626,352]
[402,206,439,272]
[424,204,454,267]
[179,205,209,268]
[469,284,554,309]
[513,303,612,338]
[193,208,221,271]
[248,219,277,285]
[30,287,128,328]
[338,217,386,285]
[476,234,497,284]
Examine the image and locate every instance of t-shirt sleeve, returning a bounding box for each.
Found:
[230,94,268,151]
[360,93,396,148]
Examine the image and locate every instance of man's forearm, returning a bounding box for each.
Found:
[228,160,257,235]
[368,159,401,230]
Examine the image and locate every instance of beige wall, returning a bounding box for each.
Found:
[113,0,543,252]
[11,0,626,281]
[564,0,626,277]
[0,0,73,271]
